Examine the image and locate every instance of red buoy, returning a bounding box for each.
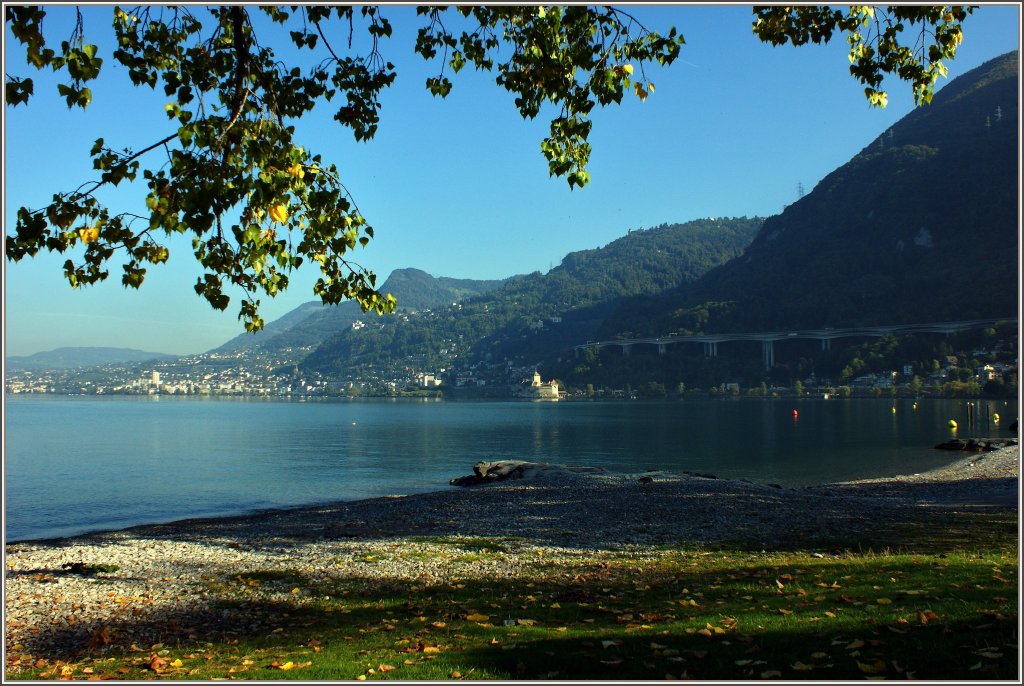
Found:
[792,409,799,418]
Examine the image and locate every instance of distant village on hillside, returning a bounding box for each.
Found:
[4,336,1016,401]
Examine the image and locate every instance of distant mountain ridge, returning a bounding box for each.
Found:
[300,217,764,377]
[598,50,1019,340]
[213,268,508,353]
[6,347,177,370]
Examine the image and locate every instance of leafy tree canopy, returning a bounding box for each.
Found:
[4,5,972,331]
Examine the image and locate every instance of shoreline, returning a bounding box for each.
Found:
[5,447,1018,666]
[6,445,1019,548]
[6,446,1015,552]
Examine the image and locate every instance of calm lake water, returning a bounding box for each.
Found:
[4,395,1018,542]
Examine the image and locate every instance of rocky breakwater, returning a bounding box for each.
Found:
[449,460,606,486]
[934,438,1018,452]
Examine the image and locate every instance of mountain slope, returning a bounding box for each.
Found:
[301,217,763,377]
[5,347,177,370]
[213,268,508,353]
[600,50,1019,339]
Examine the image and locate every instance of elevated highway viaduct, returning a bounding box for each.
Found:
[572,318,1017,371]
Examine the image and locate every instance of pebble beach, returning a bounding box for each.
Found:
[4,446,1019,669]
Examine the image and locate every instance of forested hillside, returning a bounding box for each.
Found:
[213,268,507,354]
[599,50,1019,340]
[300,217,763,377]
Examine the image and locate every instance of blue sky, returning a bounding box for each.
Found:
[3,4,1020,357]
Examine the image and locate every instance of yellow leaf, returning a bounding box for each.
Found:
[378,664,396,672]
[465,613,489,622]
[778,608,793,615]
[356,675,367,680]
[268,203,289,224]
[876,597,892,605]
[858,660,887,674]
[291,587,301,594]
[287,163,305,180]
[170,659,183,668]
[824,611,837,618]
[516,619,537,626]
[77,225,100,244]
[277,661,295,671]
[623,64,634,75]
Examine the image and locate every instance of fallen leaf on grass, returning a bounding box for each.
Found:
[858,660,887,674]
[761,670,782,678]
[465,613,489,622]
[791,661,813,671]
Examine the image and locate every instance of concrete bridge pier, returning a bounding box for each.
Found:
[762,340,775,370]
[621,343,632,357]
[821,338,831,351]
[658,343,667,355]
[703,341,718,358]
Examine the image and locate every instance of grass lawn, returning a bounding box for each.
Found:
[6,512,1018,680]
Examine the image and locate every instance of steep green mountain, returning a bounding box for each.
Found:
[213,268,507,353]
[600,50,1019,340]
[5,347,177,370]
[301,217,763,377]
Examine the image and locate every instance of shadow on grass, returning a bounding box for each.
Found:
[8,541,1019,680]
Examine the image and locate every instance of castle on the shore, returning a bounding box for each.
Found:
[517,371,561,401]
